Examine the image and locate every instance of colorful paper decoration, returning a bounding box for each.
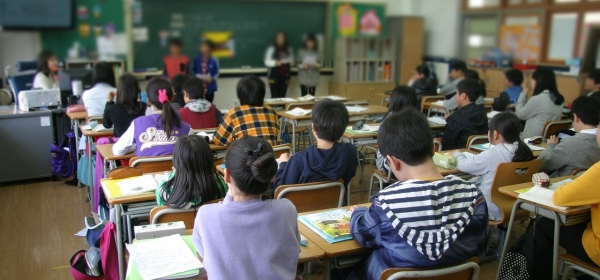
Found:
[159,30,170,47]
[336,4,357,37]
[93,4,102,19]
[77,6,89,20]
[105,23,115,37]
[203,32,235,58]
[359,10,381,36]
[93,25,103,36]
[79,23,91,37]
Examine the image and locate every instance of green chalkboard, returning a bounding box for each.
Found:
[40,0,125,60]
[134,0,326,69]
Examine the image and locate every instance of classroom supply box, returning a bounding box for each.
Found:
[433,152,456,169]
[134,221,186,240]
[18,88,61,111]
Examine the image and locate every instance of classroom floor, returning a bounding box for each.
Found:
[0,165,526,280]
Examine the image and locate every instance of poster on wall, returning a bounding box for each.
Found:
[499,25,541,62]
[331,2,385,37]
[203,32,235,58]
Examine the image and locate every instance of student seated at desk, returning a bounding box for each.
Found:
[586,69,600,97]
[375,86,419,177]
[408,64,438,101]
[82,62,117,116]
[103,74,147,137]
[113,78,191,156]
[492,68,524,111]
[344,108,488,280]
[443,69,486,111]
[539,96,600,177]
[32,50,58,90]
[156,135,227,208]
[170,74,190,111]
[438,60,466,98]
[442,79,488,150]
[515,68,564,139]
[178,78,222,129]
[192,136,300,280]
[534,131,600,279]
[273,99,358,189]
[451,112,533,221]
[213,75,279,146]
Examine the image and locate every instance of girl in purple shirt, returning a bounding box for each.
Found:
[192,136,300,280]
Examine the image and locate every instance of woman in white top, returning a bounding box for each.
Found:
[264,31,294,98]
[515,68,565,139]
[32,51,59,89]
[81,62,116,116]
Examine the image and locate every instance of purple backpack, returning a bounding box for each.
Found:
[51,132,77,179]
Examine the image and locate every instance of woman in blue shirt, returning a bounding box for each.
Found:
[192,40,219,103]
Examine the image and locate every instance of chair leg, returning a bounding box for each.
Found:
[496,224,507,261]
[369,174,376,201]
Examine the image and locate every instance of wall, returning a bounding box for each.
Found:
[0,31,40,84]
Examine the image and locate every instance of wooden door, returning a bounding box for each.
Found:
[399,18,424,85]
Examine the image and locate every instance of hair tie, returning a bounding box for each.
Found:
[158,89,169,104]
[244,144,264,162]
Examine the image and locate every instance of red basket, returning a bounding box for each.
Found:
[513,63,538,71]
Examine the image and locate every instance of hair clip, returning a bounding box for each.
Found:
[158,89,169,104]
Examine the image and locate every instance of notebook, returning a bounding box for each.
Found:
[346,124,379,134]
[487,111,501,119]
[286,107,312,116]
[346,106,367,113]
[427,117,446,125]
[297,95,316,101]
[518,186,568,210]
[298,209,353,243]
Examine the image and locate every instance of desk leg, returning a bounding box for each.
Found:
[88,136,93,212]
[324,257,331,280]
[115,204,124,280]
[302,263,308,280]
[552,211,561,280]
[73,119,82,187]
[496,200,521,279]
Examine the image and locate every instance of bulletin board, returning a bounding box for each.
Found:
[499,25,541,62]
[330,2,386,38]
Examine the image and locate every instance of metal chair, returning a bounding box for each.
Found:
[284,102,314,151]
[559,253,600,280]
[466,134,489,149]
[274,180,345,213]
[542,120,572,140]
[421,95,445,114]
[380,257,480,280]
[149,198,223,229]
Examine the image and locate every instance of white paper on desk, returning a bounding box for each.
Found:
[351,124,379,133]
[346,106,367,113]
[527,144,545,151]
[92,124,111,132]
[153,174,170,186]
[265,97,296,103]
[431,100,445,106]
[286,107,311,116]
[549,179,573,191]
[196,131,214,141]
[323,95,345,101]
[118,175,159,196]
[129,234,202,280]
[196,74,211,80]
[297,95,315,101]
[518,186,568,210]
[487,111,501,119]
[427,117,446,125]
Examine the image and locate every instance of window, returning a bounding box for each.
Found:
[504,15,539,26]
[464,17,498,59]
[547,13,578,60]
[554,0,580,3]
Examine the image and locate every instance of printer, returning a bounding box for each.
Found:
[18,88,62,111]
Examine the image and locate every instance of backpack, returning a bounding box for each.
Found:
[50,132,77,180]
[70,221,124,280]
[498,218,536,280]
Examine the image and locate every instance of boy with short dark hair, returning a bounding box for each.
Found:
[192,40,220,103]
[346,108,488,280]
[586,69,600,97]
[442,79,489,150]
[439,60,466,97]
[493,68,524,111]
[539,96,600,177]
[273,99,358,189]
[163,38,190,79]
[178,78,222,129]
[213,76,279,146]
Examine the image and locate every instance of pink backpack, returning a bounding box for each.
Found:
[70,221,125,280]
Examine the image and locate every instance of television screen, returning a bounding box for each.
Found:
[0,0,73,29]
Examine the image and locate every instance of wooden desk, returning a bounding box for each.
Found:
[470,142,547,158]
[496,175,590,280]
[80,126,115,212]
[66,111,88,120]
[297,204,371,280]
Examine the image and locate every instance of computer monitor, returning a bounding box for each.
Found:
[58,69,93,93]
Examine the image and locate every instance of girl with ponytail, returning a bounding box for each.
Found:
[112,77,192,157]
[450,112,533,221]
[192,136,300,280]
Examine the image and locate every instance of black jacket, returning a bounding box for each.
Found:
[411,77,438,100]
[492,91,510,111]
[442,103,489,150]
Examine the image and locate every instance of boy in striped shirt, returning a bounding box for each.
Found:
[344,108,489,280]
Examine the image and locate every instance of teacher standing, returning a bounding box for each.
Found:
[264,31,294,98]
[297,34,321,97]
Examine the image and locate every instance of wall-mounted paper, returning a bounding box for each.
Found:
[133,27,149,42]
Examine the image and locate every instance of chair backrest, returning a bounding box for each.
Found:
[484,105,493,113]
[433,139,442,152]
[149,198,223,229]
[285,102,314,110]
[130,156,173,174]
[273,143,293,158]
[106,167,143,180]
[466,134,489,149]
[542,120,572,139]
[421,96,445,111]
[344,100,370,106]
[86,116,103,124]
[490,159,541,223]
[274,180,345,213]
[380,257,480,280]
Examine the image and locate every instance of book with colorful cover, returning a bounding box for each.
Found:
[298,209,352,243]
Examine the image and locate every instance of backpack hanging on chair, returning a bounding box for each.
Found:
[498,217,537,280]
[50,132,77,181]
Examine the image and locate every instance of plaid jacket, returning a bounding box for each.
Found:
[213,105,280,146]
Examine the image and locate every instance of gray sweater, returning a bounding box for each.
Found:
[539,131,600,177]
[297,49,321,87]
[453,143,517,221]
[515,90,563,139]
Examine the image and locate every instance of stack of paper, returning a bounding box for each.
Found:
[427,117,447,125]
[196,131,214,142]
[264,97,297,103]
[527,144,545,151]
[286,107,312,116]
[297,95,315,101]
[127,235,203,280]
[346,106,367,113]
[82,121,98,130]
[518,186,568,210]
[117,175,160,196]
[487,111,501,119]
[92,124,111,132]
